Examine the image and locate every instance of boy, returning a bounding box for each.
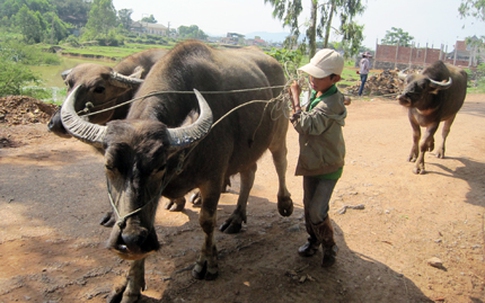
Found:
[288,49,347,267]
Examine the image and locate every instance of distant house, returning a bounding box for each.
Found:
[447,37,483,66]
[221,32,245,45]
[247,36,267,47]
[130,21,168,36]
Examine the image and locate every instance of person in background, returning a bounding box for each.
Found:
[357,51,372,96]
[288,49,347,267]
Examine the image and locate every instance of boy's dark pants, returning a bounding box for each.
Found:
[300,176,338,265]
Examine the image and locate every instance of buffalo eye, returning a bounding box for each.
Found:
[156,164,166,173]
[105,157,115,171]
[94,86,105,94]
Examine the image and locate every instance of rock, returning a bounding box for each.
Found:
[427,257,444,269]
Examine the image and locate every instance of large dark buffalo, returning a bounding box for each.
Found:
[48,48,168,138]
[398,60,467,174]
[60,40,293,302]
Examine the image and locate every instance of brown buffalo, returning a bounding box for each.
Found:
[48,48,168,138]
[60,40,293,302]
[398,60,467,174]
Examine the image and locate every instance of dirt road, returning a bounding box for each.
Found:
[1,95,484,303]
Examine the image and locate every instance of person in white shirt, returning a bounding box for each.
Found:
[357,51,372,96]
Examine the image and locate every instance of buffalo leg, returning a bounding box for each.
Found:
[192,182,222,280]
[407,113,421,163]
[414,123,439,174]
[219,163,257,233]
[108,258,145,303]
[269,137,293,217]
[435,115,456,159]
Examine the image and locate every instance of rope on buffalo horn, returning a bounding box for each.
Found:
[78,85,288,118]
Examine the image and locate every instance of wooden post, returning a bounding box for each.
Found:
[424,43,428,67]
[453,41,457,65]
[394,42,399,69]
[409,43,413,67]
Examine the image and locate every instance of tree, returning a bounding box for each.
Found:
[459,0,485,21]
[141,14,157,24]
[51,0,91,28]
[118,8,133,30]
[0,0,54,27]
[44,11,70,44]
[83,0,118,40]
[178,25,207,40]
[14,5,46,43]
[381,27,414,46]
[264,0,365,58]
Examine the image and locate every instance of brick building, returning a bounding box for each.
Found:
[369,40,475,70]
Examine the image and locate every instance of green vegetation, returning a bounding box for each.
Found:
[264,0,365,58]
[59,43,171,60]
[0,40,60,99]
[381,27,414,46]
[466,63,485,93]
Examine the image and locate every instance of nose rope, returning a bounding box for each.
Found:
[105,152,186,229]
[106,178,142,229]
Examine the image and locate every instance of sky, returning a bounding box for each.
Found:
[112,0,483,50]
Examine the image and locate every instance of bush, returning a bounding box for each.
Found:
[0,41,47,97]
[266,48,304,78]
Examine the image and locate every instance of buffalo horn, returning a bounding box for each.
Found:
[428,77,452,89]
[166,89,213,148]
[60,85,107,148]
[109,71,145,88]
[61,68,72,81]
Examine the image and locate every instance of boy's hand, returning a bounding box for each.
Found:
[289,81,302,113]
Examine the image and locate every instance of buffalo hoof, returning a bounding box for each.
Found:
[192,261,218,280]
[100,212,115,227]
[435,149,445,159]
[164,197,186,212]
[277,196,293,217]
[107,283,141,303]
[219,220,242,234]
[413,167,426,175]
[190,191,202,206]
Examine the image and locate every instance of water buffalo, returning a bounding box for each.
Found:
[398,60,467,174]
[48,48,168,138]
[60,40,293,302]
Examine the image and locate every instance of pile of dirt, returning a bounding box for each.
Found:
[346,68,425,98]
[0,95,58,127]
[346,69,406,98]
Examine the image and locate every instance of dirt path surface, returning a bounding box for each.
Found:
[1,95,484,303]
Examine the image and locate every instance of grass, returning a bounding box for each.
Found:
[59,43,173,61]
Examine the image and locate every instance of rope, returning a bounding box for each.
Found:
[79,85,287,117]
[106,151,186,229]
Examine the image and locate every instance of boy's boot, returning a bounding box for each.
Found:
[298,221,321,257]
[313,216,338,267]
